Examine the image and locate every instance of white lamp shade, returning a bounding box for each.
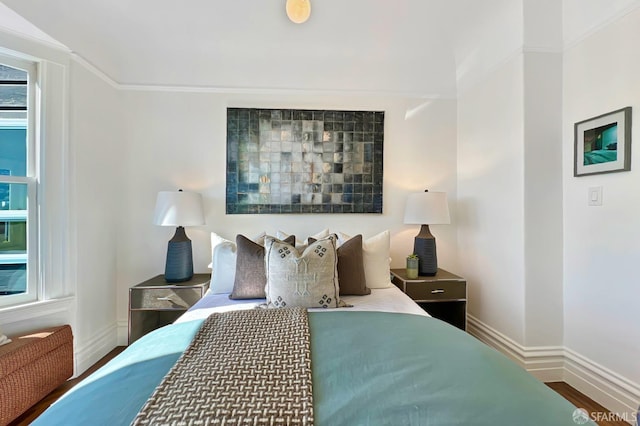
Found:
[153,191,205,227]
[404,191,450,225]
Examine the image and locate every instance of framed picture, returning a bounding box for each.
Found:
[226,108,384,214]
[574,107,632,177]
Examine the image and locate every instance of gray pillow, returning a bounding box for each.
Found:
[264,235,346,308]
[229,234,295,300]
[309,234,370,296]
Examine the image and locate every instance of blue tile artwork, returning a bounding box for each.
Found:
[226,108,384,214]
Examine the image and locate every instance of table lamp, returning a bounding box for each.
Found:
[154,190,205,282]
[403,190,450,276]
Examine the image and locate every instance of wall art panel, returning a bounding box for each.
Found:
[226,108,384,214]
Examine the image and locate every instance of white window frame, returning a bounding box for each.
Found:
[0,54,39,307]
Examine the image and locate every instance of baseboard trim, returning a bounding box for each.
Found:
[468,315,640,417]
[564,348,640,418]
[74,323,118,376]
[116,320,128,346]
[467,314,565,382]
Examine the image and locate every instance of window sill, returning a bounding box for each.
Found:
[0,297,74,325]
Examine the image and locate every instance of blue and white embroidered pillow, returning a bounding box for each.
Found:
[264,235,346,309]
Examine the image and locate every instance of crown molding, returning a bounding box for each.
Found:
[0,25,69,65]
[564,1,640,51]
[70,53,119,90]
[117,81,454,99]
[68,51,454,99]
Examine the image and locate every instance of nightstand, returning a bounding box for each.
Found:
[391,268,467,331]
[128,274,210,344]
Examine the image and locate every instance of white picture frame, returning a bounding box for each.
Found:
[574,107,632,177]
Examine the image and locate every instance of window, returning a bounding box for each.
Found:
[0,56,37,306]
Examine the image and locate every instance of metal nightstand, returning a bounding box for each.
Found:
[128,273,210,344]
[391,268,467,331]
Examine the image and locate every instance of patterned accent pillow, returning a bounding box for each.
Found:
[276,228,330,246]
[230,234,295,300]
[264,235,345,309]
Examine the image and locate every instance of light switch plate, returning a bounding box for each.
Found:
[588,186,602,206]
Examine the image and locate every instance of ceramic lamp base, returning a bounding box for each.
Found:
[413,224,438,276]
[164,226,194,283]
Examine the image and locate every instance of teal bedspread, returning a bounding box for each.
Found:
[584,149,617,165]
[33,312,589,426]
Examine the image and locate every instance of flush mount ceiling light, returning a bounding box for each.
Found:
[286,0,311,24]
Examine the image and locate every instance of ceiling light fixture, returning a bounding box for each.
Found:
[286,0,311,24]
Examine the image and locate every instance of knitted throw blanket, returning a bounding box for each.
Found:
[132,307,314,425]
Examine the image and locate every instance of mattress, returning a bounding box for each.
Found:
[176,284,429,323]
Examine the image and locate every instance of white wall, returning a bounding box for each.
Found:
[563,5,640,388]
[68,59,122,371]
[115,91,458,336]
[457,0,565,351]
[457,56,526,344]
[453,0,523,96]
[523,52,564,347]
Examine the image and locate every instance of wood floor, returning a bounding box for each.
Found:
[9,347,632,426]
[546,382,631,426]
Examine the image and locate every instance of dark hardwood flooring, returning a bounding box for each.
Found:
[546,382,631,426]
[9,347,632,425]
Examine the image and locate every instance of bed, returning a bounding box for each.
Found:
[32,232,591,425]
[583,149,617,165]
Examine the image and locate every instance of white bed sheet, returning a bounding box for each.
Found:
[176,284,429,323]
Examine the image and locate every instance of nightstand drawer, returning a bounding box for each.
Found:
[130,287,202,310]
[404,281,466,301]
[391,269,466,331]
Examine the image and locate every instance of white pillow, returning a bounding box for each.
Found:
[276,228,330,246]
[338,230,392,289]
[209,232,237,294]
[252,231,267,246]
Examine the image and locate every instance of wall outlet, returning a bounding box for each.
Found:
[588,186,603,206]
